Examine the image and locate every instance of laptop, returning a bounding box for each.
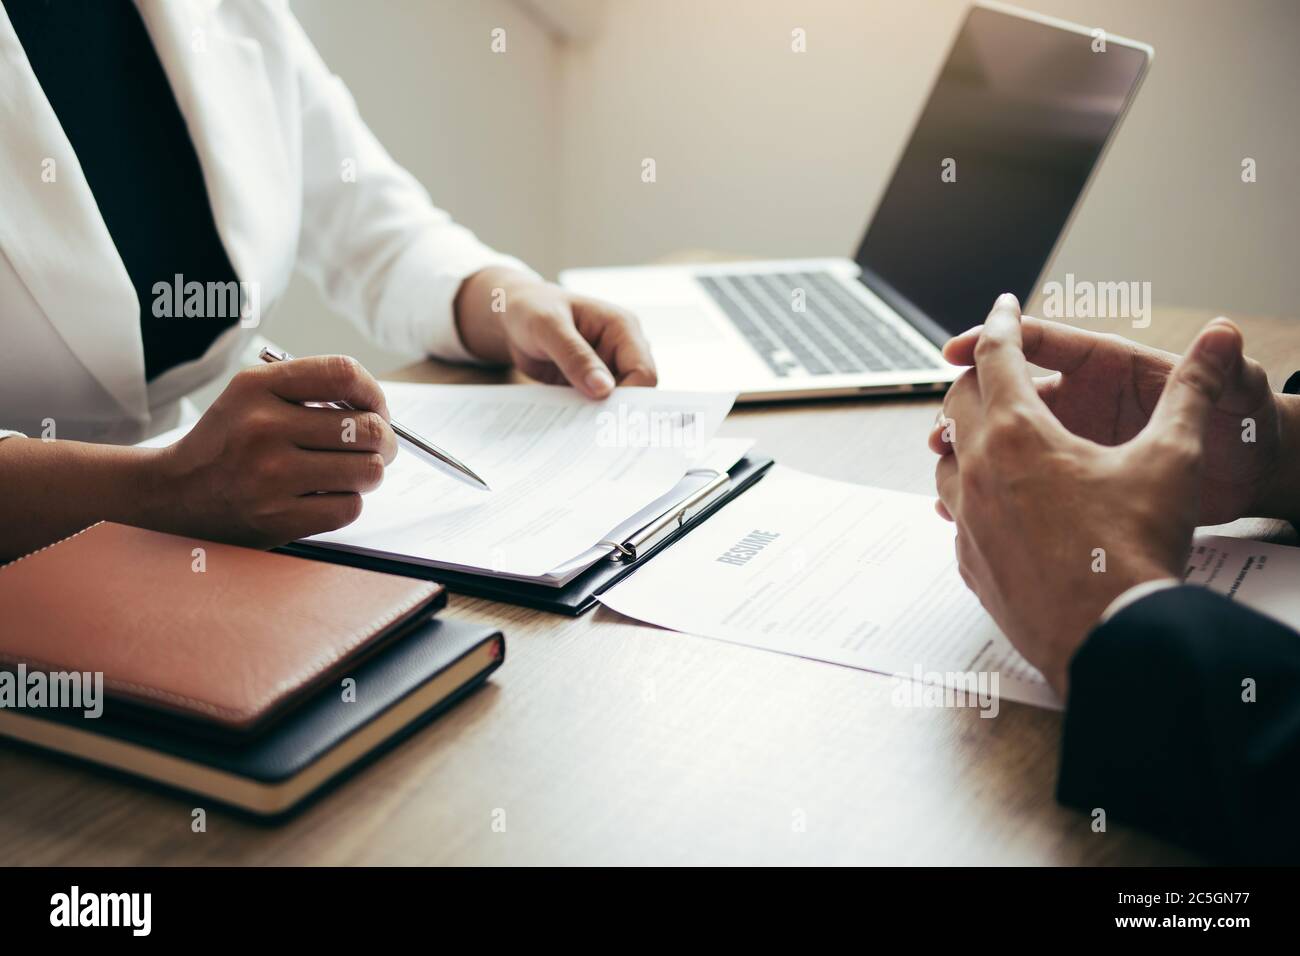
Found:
[560,1,1153,402]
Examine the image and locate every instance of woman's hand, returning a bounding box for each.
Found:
[155,355,398,547]
[931,314,1293,525]
[454,266,657,399]
[0,355,396,558]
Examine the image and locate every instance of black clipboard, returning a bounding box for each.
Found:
[276,454,775,615]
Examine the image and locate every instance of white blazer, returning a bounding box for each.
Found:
[0,0,532,444]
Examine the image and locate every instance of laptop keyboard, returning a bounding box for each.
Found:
[696,271,941,376]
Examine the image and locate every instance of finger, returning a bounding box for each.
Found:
[284,406,398,463]
[932,373,1064,456]
[282,493,365,539]
[935,453,960,520]
[290,450,387,495]
[927,414,954,457]
[954,530,987,597]
[573,299,658,387]
[939,369,981,454]
[945,315,1111,374]
[928,408,960,456]
[253,356,392,418]
[511,354,570,388]
[1216,343,1271,416]
[972,294,1038,411]
[1143,318,1243,447]
[534,309,617,399]
[619,367,658,387]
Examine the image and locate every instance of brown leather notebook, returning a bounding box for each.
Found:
[0,522,446,733]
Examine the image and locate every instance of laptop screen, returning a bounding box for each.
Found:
[854,4,1149,341]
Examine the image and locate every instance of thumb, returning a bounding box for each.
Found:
[1144,318,1242,447]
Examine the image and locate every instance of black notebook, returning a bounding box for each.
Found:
[0,617,504,818]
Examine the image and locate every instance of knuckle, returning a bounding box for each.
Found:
[360,452,385,489]
[333,494,364,528]
[1242,357,1269,391]
[983,417,1021,449]
[252,450,287,487]
[326,354,363,386]
[230,366,264,393]
[247,492,289,529]
[561,341,592,365]
[240,407,277,441]
[358,411,387,449]
[973,333,1006,362]
[1174,362,1221,398]
[604,305,641,332]
[984,406,1037,447]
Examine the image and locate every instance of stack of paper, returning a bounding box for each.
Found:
[136,382,741,586]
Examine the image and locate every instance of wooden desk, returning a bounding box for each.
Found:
[2,306,1292,865]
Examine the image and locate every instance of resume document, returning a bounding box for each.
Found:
[599,467,1300,709]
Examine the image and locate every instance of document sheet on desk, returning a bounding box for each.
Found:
[307,383,736,576]
[598,466,1058,708]
[600,467,1300,709]
[1182,533,1300,627]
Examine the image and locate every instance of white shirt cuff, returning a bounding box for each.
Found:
[1098,578,1182,625]
[375,228,542,366]
[0,430,27,442]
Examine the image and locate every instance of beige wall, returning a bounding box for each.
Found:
[269,0,561,372]
[558,0,1299,320]
[273,0,1298,375]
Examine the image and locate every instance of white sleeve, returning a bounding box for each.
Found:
[0,431,26,442]
[1098,578,1182,625]
[274,5,541,363]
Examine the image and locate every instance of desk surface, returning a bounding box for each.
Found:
[3,305,1294,865]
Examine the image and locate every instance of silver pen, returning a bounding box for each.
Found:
[258,347,491,492]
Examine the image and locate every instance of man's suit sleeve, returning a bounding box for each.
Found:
[1057,585,1300,862]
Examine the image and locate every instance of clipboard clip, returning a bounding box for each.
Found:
[602,469,732,563]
